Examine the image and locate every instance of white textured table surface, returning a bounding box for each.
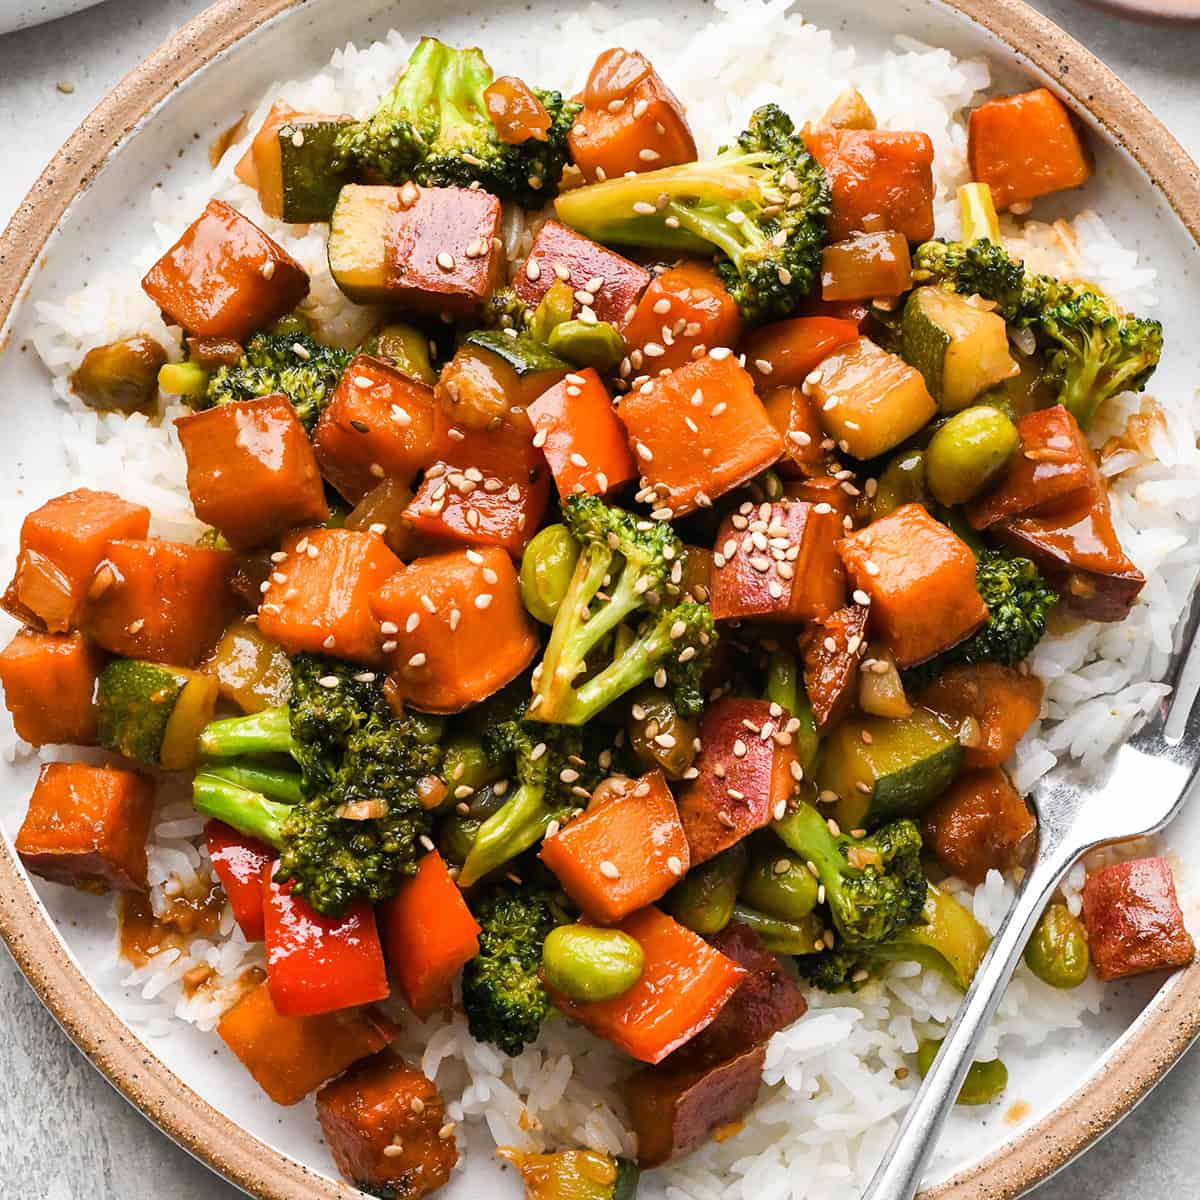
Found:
[1,1,1199,1196]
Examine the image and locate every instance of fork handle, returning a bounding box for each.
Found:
[861,836,1080,1200]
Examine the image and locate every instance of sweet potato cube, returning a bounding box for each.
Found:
[1082,857,1195,981]
[217,981,396,1106]
[763,386,826,476]
[967,405,1099,530]
[175,395,328,549]
[0,629,106,747]
[548,906,746,1064]
[404,423,550,557]
[369,547,538,713]
[802,604,869,731]
[921,769,1035,885]
[821,231,912,301]
[743,316,861,392]
[917,663,1043,770]
[968,88,1092,211]
[541,770,690,923]
[314,355,444,503]
[386,185,503,316]
[618,353,783,517]
[316,1054,457,1196]
[2,489,150,633]
[623,262,742,374]
[677,697,799,865]
[569,49,697,183]
[513,220,650,328]
[84,539,236,667]
[15,762,154,893]
[527,369,636,498]
[709,499,844,623]
[257,528,402,665]
[838,505,987,667]
[141,199,309,340]
[804,129,936,242]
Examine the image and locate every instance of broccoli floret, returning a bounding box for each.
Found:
[461,881,567,1056]
[193,656,443,915]
[528,494,717,726]
[773,801,927,947]
[203,331,351,430]
[554,104,830,323]
[912,238,1163,427]
[335,37,579,209]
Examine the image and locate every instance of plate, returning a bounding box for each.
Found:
[1,0,1199,1197]
[0,0,107,36]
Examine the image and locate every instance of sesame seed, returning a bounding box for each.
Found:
[380,621,399,635]
[717,811,737,829]
[709,347,732,361]
[864,560,880,577]
[773,800,788,821]
[381,640,398,653]
[318,675,340,689]
[323,635,336,649]
[260,259,276,280]
[475,593,493,610]
[732,739,748,758]
[525,258,541,281]
[667,855,684,876]
[638,148,661,162]
[436,252,455,271]
[569,452,588,468]
[530,742,547,761]
[599,860,620,879]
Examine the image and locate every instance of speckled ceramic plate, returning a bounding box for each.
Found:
[1,0,1199,1196]
[0,0,107,36]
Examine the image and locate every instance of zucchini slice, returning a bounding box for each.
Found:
[464,330,569,376]
[328,184,400,304]
[277,117,353,223]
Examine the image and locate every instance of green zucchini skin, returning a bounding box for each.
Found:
[611,1158,641,1200]
[464,330,569,376]
[278,119,353,223]
[97,659,189,765]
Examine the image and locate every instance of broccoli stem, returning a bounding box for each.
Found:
[201,762,305,804]
[192,772,288,847]
[765,650,819,772]
[565,615,676,727]
[773,801,846,884]
[198,707,295,760]
[458,783,552,888]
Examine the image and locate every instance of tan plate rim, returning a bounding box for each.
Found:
[1,0,1199,1196]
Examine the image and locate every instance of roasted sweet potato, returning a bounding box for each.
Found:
[176,395,329,549]
[436,341,567,433]
[617,353,784,517]
[15,762,154,893]
[569,49,697,183]
[1082,857,1195,981]
[217,981,396,1106]
[803,604,869,731]
[0,629,106,747]
[743,316,861,393]
[677,697,799,864]
[2,489,150,633]
[258,528,402,665]
[921,769,1035,885]
[762,386,826,476]
[316,1053,457,1198]
[141,199,309,340]
[821,230,912,301]
[838,505,988,667]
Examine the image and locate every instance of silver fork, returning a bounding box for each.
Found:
[862,583,1200,1200]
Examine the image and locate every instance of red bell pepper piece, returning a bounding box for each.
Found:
[205,820,273,941]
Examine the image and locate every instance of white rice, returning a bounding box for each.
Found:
[2,0,1197,1194]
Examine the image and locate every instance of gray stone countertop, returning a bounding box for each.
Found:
[0,0,1198,1195]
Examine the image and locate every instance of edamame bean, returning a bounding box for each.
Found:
[1024,902,1090,988]
[542,926,645,1003]
[916,1038,1008,1105]
[732,904,826,956]
[924,405,1019,507]
[520,524,580,624]
[529,281,576,343]
[547,319,626,371]
[71,336,167,414]
[665,845,748,934]
[158,360,209,398]
[741,849,820,922]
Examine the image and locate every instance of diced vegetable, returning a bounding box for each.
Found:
[343,477,422,559]
[97,658,218,770]
[216,981,396,1106]
[677,697,800,865]
[917,663,1042,770]
[528,369,637,498]
[379,851,480,1019]
[837,504,988,667]
[0,629,105,747]
[15,762,154,893]
[921,768,1035,884]
[443,337,568,430]
[821,231,912,301]
[803,128,935,242]
[568,48,697,182]
[817,87,876,132]
[70,335,167,414]
[1082,857,1195,981]
[622,262,743,374]
[547,319,626,371]
[84,538,237,667]
[262,868,390,1017]
[958,182,1002,245]
[497,1148,640,1200]
[547,905,746,1064]
[901,287,1017,412]
[617,352,784,516]
[712,499,844,623]
[202,618,292,714]
[741,849,819,923]
[807,336,937,460]
[924,405,1020,506]
[542,925,646,1002]
[175,394,329,549]
[484,74,553,144]
[512,219,651,328]
[762,386,825,476]
[1,489,150,633]
[802,604,868,730]
[158,361,209,398]
[628,689,698,780]
[315,1054,457,1199]
[141,199,309,340]
[519,523,580,624]
[541,770,690,923]
[257,528,402,665]
[366,322,437,385]
[743,316,860,393]
[968,88,1092,211]
[313,355,443,503]
[1024,903,1090,989]
[816,706,963,831]
[328,185,404,304]
[664,845,747,935]
[370,547,538,713]
[205,820,274,941]
[916,1039,1007,1106]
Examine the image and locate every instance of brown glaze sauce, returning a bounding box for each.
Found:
[118,877,225,970]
